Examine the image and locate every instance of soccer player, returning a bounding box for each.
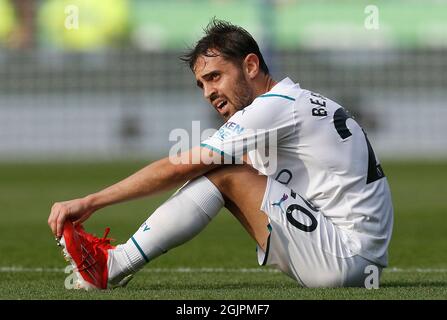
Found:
[48,19,393,289]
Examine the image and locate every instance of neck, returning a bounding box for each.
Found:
[254,73,277,97]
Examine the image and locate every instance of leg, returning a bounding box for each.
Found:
[108,176,224,285]
[205,165,270,251]
[108,165,270,286]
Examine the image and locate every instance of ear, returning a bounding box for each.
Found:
[243,53,260,79]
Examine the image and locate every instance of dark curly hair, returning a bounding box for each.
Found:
[180,18,269,75]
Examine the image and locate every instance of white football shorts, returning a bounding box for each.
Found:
[257,178,382,288]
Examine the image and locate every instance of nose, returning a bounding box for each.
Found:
[203,83,217,102]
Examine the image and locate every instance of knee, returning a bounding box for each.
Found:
[204,165,258,194]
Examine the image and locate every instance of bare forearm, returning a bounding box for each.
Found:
[85,157,215,211]
[48,146,222,237]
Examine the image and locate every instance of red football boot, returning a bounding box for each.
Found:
[57,221,131,290]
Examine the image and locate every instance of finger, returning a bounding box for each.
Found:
[49,203,61,234]
[49,208,59,236]
[56,211,66,238]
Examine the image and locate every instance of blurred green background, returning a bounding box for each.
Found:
[1,0,446,159]
[2,0,447,50]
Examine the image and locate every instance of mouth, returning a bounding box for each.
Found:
[214,100,229,117]
[216,100,228,111]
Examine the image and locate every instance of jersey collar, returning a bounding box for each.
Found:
[256,77,299,101]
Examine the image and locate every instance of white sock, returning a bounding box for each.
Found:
[108,176,224,283]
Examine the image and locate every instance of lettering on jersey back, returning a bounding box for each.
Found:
[312,108,327,117]
[310,92,328,117]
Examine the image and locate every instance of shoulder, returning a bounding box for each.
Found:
[247,84,300,111]
[227,78,305,126]
[295,89,346,115]
[239,88,299,117]
[229,95,292,127]
[255,92,297,104]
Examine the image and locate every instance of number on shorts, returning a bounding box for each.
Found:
[286,192,318,232]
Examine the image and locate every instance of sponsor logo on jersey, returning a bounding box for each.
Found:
[272,193,288,213]
[216,121,245,141]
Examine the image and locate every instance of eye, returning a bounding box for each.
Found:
[206,72,221,82]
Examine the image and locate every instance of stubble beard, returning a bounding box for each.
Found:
[229,73,255,117]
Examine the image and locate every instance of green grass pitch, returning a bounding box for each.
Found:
[0,160,446,299]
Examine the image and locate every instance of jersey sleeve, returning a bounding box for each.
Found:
[201,96,296,162]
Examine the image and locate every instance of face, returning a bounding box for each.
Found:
[194,52,256,121]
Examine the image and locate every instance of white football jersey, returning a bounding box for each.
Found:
[201,77,394,267]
